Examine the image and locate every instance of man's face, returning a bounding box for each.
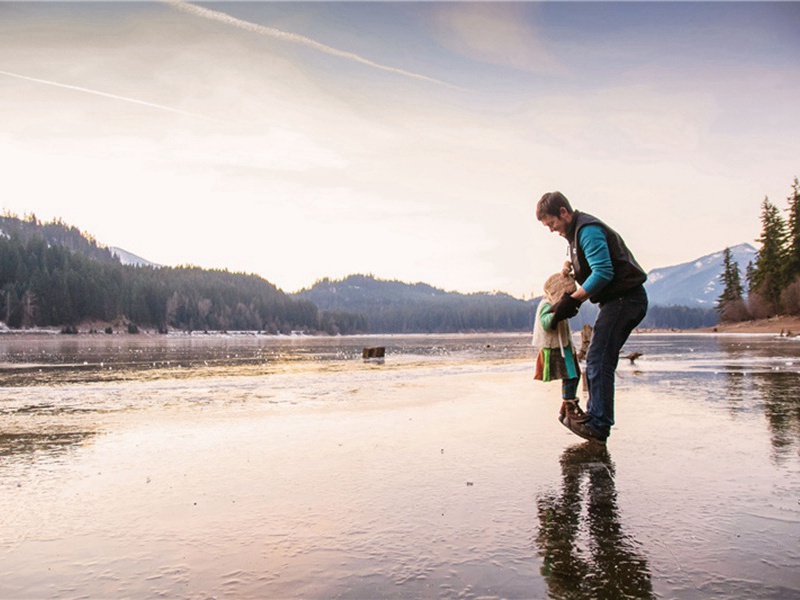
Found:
[539,207,571,237]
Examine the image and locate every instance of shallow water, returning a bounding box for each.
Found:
[0,332,530,386]
[0,332,798,598]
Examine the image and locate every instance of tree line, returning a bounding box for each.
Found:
[0,214,331,334]
[298,275,719,332]
[0,212,735,334]
[716,177,800,322]
[294,274,535,333]
[564,297,717,331]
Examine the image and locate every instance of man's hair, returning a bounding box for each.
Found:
[536,191,573,220]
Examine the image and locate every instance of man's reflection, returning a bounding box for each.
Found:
[536,443,653,599]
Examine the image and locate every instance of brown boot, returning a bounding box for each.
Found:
[559,399,588,425]
[564,416,608,443]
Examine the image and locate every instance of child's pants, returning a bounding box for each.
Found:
[562,377,579,400]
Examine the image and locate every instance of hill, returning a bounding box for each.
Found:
[0,214,322,333]
[0,214,118,265]
[294,274,535,333]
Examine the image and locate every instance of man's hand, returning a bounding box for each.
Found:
[549,292,581,323]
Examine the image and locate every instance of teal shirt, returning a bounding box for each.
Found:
[578,225,614,296]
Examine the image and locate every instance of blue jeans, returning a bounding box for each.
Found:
[584,286,648,436]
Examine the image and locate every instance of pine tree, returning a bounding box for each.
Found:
[716,247,742,304]
[750,196,788,311]
[716,247,747,322]
[784,177,800,285]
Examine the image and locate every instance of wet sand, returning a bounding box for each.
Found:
[1,355,799,598]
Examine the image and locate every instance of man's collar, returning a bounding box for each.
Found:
[565,210,581,240]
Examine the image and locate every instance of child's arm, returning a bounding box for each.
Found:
[539,301,557,331]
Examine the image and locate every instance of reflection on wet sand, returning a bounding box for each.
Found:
[717,338,800,462]
[754,373,800,462]
[0,431,97,460]
[0,333,532,387]
[1,334,798,598]
[536,443,653,599]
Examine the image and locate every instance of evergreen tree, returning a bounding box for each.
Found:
[716,247,748,322]
[745,261,755,294]
[749,196,788,311]
[717,247,743,304]
[784,177,800,285]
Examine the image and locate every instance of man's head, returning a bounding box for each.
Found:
[536,191,574,237]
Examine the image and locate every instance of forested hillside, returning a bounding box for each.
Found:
[0,215,324,333]
[295,274,535,333]
[0,213,728,334]
[639,305,717,330]
[0,214,118,265]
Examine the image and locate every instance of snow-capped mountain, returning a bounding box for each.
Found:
[644,243,756,308]
[108,246,160,268]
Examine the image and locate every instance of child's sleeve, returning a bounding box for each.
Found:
[539,302,556,331]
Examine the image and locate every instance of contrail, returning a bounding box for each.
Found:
[165,0,460,90]
[0,69,223,122]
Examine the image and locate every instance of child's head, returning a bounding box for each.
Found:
[543,262,577,304]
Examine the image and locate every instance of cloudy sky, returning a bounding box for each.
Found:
[1,1,799,297]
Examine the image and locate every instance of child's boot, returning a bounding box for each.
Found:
[559,399,588,425]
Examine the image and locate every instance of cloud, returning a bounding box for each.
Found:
[165,0,461,90]
[0,69,222,123]
[430,3,562,74]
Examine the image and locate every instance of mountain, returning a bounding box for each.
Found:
[294,274,535,333]
[644,243,756,308]
[109,246,160,268]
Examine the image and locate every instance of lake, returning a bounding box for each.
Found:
[1,332,798,598]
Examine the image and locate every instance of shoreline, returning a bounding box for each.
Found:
[689,314,800,335]
[4,316,800,337]
[636,315,800,335]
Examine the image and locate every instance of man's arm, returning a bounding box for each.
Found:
[551,224,613,321]
[574,225,613,300]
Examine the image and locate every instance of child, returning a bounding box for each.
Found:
[532,263,585,425]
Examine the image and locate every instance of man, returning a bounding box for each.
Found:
[536,191,648,443]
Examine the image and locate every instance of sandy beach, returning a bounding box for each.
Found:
[1,334,799,598]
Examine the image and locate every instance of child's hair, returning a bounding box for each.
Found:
[543,262,577,304]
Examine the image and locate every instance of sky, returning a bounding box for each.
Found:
[1,1,799,298]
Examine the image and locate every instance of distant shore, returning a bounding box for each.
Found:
[639,315,800,335]
[4,317,800,337]
[691,315,800,335]
[634,316,800,336]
